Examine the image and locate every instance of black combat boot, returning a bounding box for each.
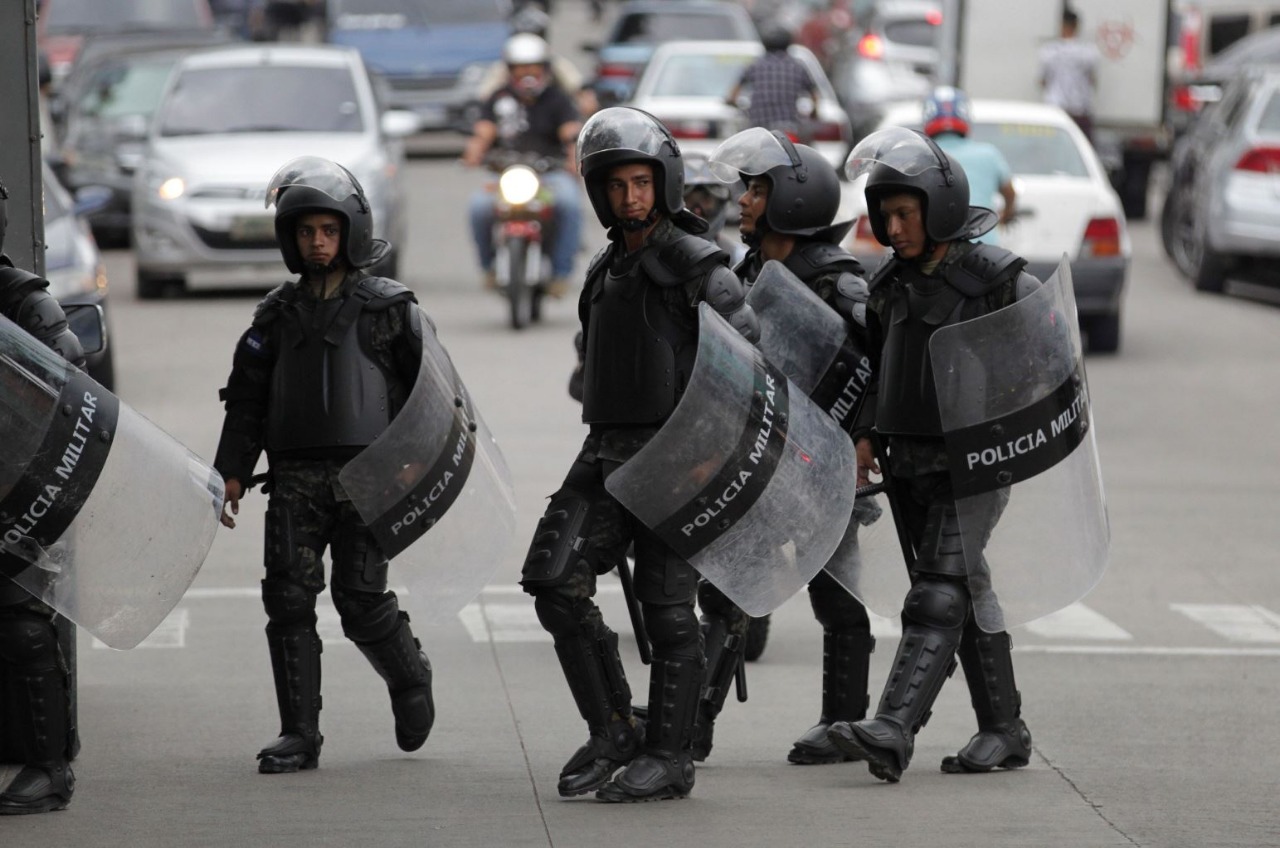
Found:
[0,665,74,814]
[355,612,435,752]
[690,614,745,763]
[827,623,960,782]
[941,628,1033,773]
[553,628,643,797]
[789,628,874,764]
[258,623,323,774]
[597,656,699,803]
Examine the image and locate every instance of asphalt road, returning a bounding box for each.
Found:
[0,141,1276,847]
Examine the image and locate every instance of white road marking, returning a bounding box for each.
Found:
[1170,604,1280,643]
[1023,603,1133,641]
[92,608,189,650]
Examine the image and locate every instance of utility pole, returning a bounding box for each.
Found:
[0,0,46,275]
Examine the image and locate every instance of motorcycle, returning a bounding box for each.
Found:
[485,151,561,330]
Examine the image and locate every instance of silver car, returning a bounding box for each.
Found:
[1162,65,1280,294]
[131,44,418,298]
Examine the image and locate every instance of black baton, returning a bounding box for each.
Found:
[616,555,652,665]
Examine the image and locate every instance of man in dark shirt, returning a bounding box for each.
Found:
[463,33,583,298]
[726,26,819,139]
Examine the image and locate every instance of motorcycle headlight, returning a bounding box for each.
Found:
[498,165,540,206]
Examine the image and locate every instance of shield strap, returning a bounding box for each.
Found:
[650,355,791,560]
[944,362,1089,499]
[0,370,119,568]
[363,363,477,559]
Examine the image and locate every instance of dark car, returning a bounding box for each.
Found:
[1168,26,1280,138]
[37,0,216,87]
[324,0,509,133]
[586,0,759,107]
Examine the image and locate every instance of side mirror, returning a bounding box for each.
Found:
[380,109,420,138]
[63,303,107,356]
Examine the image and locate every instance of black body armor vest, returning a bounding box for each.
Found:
[871,244,1026,438]
[262,278,411,453]
[581,245,700,426]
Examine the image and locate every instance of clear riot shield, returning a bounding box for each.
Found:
[743,260,901,611]
[0,316,224,650]
[338,311,517,621]
[603,304,857,617]
[929,259,1109,631]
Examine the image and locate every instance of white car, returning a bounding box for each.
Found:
[844,99,1130,352]
[626,39,853,171]
[131,44,418,298]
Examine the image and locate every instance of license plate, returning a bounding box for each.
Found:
[229,215,275,242]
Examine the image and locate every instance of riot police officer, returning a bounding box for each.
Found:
[826,129,1037,782]
[214,157,435,774]
[0,180,84,814]
[520,107,757,803]
[693,130,876,765]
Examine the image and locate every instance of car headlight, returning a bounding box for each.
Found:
[157,176,185,201]
[498,165,540,205]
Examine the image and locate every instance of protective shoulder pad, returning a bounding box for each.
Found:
[788,240,864,281]
[0,266,47,315]
[251,284,292,327]
[865,254,899,293]
[355,276,417,311]
[1014,270,1042,301]
[584,245,610,286]
[833,271,870,328]
[640,232,728,287]
[948,243,1028,298]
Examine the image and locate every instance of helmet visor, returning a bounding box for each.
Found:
[577,107,672,169]
[707,127,797,183]
[266,156,361,209]
[843,127,942,182]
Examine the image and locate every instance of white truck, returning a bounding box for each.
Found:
[954,0,1172,219]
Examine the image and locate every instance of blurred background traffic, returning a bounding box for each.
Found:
[26,0,1280,371]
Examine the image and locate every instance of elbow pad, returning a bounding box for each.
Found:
[704,265,759,343]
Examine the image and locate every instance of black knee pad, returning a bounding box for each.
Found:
[521,489,594,589]
[335,588,401,644]
[261,579,317,627]
[808,570,870,631]
[643,602,700,657]
[902,578,969,631]
[330,522,389,594]
[632,538,699,606]
[532,589,596,641]
[0,613,57,666]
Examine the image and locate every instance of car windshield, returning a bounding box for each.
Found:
[970,122,1088,177]
[648,52,750,97]
[329,0,501,26]
[77,57,176,120]
[44,0,207,32]
[614,13,748,44]
[882,18,939,48]
[157,66,365,136]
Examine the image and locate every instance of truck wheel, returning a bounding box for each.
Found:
[1086,313,1121,353]
[1193,243,1227,294]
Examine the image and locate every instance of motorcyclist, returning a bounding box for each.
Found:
[462,33,584,299]
[725,25,820,140]
[473,4,600,118]
[921,86,1016,244]
[0,179,85,814]
[693,129,876,765]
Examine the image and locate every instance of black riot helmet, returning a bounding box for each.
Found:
[707,127,841,238]
[682,153,731,240]
[577,106,706,233]
[265,156,389,274]
[845,126,984,247]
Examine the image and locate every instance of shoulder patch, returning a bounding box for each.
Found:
[240,327,271,358]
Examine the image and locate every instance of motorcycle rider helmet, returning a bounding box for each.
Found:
[846,127,971,247]
[682,153,732,240]
[707,127,841,238]
[577,106,706,233]
[923,85,972,138]
[503,33,551,97]
[266,156,389,274]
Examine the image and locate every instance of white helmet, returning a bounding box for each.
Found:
[503,33,550,65]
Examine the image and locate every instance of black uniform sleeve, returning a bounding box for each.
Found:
[213,325,274,485]
[701,263,759,344]
[12,288,85,369]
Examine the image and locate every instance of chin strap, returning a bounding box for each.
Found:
[618,208,660,232]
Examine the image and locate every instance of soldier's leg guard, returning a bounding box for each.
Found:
[259,580,323,774]
[790,572,875,765]
[598,543,700,804]
[941,627,1032,773]
[828,500,970,782]
[0,614,74,814]
[335,587,434,753]
[691,580,749,762]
